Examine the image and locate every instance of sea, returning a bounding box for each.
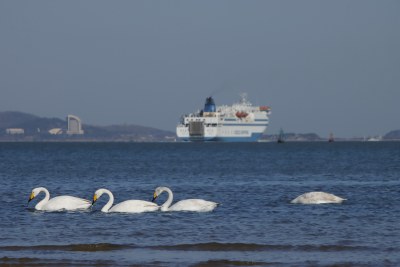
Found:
[0,142,399,266]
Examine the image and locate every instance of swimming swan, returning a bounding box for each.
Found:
[92,188,159,213]
[152,186,218,212]
[28,187,91,211]
[291,191,346,204]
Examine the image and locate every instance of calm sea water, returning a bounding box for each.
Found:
[0,142,399,266]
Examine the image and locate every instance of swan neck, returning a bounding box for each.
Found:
[101,189,114,212]
[35,187,50,210]
[161,187,173,211]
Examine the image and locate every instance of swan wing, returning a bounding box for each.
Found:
[41,196,91,211]
[169,199,218,212]
[109,200,159,213]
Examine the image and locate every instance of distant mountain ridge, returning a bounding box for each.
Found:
[0,111,175,141]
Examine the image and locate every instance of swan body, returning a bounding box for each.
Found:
[152,186,218,212]
[291,191,346,204]
[92,188,159,213]
[28,187,91,211]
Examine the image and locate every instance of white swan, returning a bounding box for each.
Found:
[28,187,91,211]
[92,188,159,213]
[291,191,346,204]
[152,186,218,212]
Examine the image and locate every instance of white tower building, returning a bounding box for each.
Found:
[66,115,84,135]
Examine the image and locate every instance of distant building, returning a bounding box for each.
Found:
[66,115,84,135]
[6,128,24,135]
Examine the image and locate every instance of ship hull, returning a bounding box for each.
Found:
[176,123,268,142]
[177,132,264,142]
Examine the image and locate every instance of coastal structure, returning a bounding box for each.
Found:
[6,128,24,135]
[367,136,382,142]
[66,115,84,135]
[176,94,271,142]
[49,128,63,135]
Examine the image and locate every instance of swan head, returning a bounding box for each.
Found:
[92,189,105,205]
[152,187,165,202]
[152,191,158,202]
[28,187,45,203]
[28,191,35,203]
[92,194,98,205]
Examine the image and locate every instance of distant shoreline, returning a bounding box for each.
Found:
[1,111,399,142]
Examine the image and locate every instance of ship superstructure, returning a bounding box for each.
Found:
[176,94,271,142]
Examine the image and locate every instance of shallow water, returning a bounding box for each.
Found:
[0,142,399,266]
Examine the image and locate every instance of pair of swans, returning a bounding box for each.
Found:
[92,187,217,213]
[28,186,218,212]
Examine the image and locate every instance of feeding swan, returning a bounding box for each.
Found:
[28,187,91,211]
[152,186,218,212]
[291,191,346,204]
[92,188,159,213]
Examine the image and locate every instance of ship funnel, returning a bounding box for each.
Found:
[204,97,216,112]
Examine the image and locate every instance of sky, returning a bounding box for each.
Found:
[1,1,399,138]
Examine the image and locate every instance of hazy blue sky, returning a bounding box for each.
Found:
[1,1,399,137]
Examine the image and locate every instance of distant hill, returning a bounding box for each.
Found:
[383,129,400,140]
[0,111,65,135]
[0,111,175,141]
[0,111,39,127]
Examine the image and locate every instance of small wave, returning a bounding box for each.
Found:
[153,242,268,251]
[0,256,116,266]
[0,243,133,252]
[190,259,279,267]
[151,242,374,252]
[0,242,381,253]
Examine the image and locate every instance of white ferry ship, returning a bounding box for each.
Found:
[176,94,271,142]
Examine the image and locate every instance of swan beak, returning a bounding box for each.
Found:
[92,194,98,205]
[152,192,158,202]
[28,192,35,203]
